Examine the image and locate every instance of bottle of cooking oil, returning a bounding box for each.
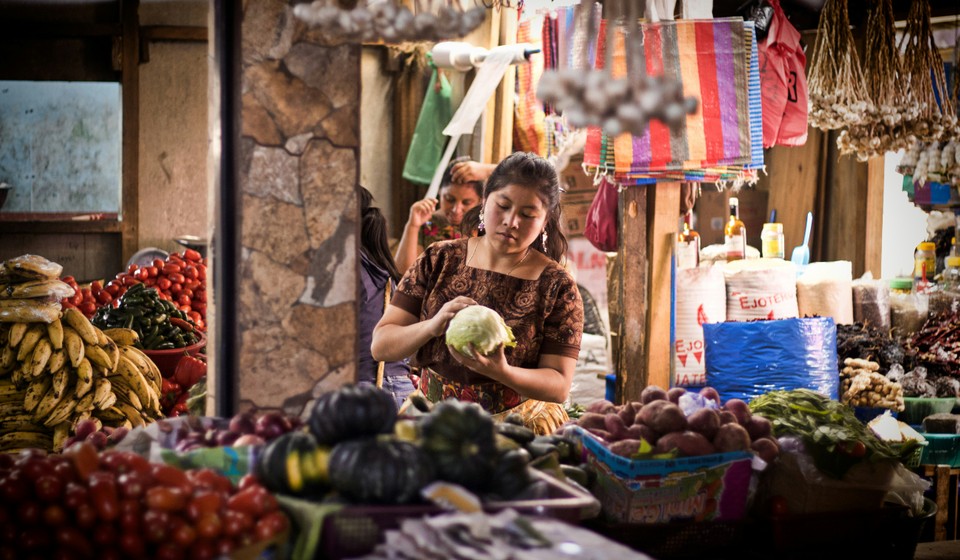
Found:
[677,211,700,270]
[913,242,937,294]
[724,197,746,262]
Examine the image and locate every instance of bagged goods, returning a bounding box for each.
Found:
[674,267,726,387]
[852,276,891,330]
[797,261,854,324]
[724,258,799,321]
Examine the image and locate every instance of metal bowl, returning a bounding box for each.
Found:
[174,235,208,258]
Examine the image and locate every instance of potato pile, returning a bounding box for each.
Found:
[576,386,779,464]
[840,357,905,411]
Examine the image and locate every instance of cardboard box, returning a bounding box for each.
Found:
[572,427,753,524]
[695,188,769,250]
[559,157,600,237]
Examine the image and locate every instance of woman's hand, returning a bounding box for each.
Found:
[406,198,437,230]
[451,161,495,184]
[427,296,477,338]
[448,342,508,381]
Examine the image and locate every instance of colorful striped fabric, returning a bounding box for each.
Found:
[583,18,764,186]
[514,18,547,155]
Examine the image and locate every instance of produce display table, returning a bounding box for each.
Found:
[921,465,960,541]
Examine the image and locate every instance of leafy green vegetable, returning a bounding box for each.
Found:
[748,389,919,479]
[445,305,516,357]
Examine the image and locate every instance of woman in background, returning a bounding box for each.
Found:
[359,187,414,407]
[394,157,488,275]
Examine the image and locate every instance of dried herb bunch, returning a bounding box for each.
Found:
[908,311,960,379]
[293,0,486,44]
[806,0,876,131]
[897,0,957,144]
[837,0,912,160]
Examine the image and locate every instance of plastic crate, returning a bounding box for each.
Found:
[318,469,600,559]
[900,397,957,425]
[919,433,960,467]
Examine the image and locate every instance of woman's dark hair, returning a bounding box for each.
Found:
[461,206,481,238]
[359,187,402,283]
[440,156,483,199]
[482,152,568,262]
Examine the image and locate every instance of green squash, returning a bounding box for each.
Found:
[419,400,497,491]
[328,438,436,504]
[256,430,330,497]
[309,384,397,446]
[487,449,532,499]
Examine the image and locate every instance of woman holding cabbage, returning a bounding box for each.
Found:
[372,152,583,434]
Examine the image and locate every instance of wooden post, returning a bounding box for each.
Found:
[646,182,680,390]
[120,0,140,265]
[492,8,517,162]
[615,182,680,403]
[616,186,647,403]
[864,157,885,278]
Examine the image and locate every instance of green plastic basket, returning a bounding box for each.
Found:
[919,433,960,467]
[900,397,956,425]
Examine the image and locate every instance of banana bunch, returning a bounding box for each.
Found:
[1,308,164,452]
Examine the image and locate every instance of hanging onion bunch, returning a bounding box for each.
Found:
[806,0,876,131]
[898,0,956,144]
[535,1,697,138]
[837,0,913,161]
[293,0,486,43]
[536,69,697,136]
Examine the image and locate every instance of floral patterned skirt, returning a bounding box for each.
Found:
[416,368,568,435]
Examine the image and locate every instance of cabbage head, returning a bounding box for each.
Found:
[445,305,516,357]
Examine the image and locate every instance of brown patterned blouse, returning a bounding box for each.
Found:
[392,237,584,387]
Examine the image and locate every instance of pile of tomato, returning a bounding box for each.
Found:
[0,444,288,559]
[61,250,207,331]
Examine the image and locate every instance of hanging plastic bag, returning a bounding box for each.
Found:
[402,67,453,185]
[757,0,808,148]
[583,176,619,252]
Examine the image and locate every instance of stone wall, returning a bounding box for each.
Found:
[238,0,359,415]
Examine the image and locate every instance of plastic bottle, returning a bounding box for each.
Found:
[913,242,937,293]
[724,197,746,262]
[761,223,784,259]
[950,237,959,259]
[944,256,960,290]
[677,212,700,270]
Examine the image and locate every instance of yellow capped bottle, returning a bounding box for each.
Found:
[677,212,700,270]
[724,197,746,261]
[913,241,936,293]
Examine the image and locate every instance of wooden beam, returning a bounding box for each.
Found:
[864,156,885,278]
[480,10,502,166]
[388,51,428,240]
[616,186,647,403]
[120,0,140,265]
[646,182,680,390]
[491,8,517,162]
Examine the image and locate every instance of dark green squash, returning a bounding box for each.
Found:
[419,400,497,491]
[309,384,397,445]
[487,449,532,499]
[328,439,436,504]
[256,430,330,497]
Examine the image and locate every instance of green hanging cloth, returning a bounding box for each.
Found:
[402,66,453,185]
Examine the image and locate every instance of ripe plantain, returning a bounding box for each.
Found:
[47,350,66,374]
[85,345,113,371]
[23,375,52,413]
[15,325,44,362]
[76,392,95,413]
[8,322,28,348]
[117,403,146,428]
[45,319,64,350]
[0,431,53,453]
[103,328,139,347]
[44,396,78,427]
[116,356,153,411]
[92,378,114,410]
[31,384,67,423]
[1,344,17,372]
[63,326,85,368]
[27,338,52,378]
[62,307,99,346]
[53,421,72,452]
[75,359,94,398]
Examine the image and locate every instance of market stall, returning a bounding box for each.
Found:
[3,0,960,558]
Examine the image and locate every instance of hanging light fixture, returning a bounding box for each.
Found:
[293,0,487,43]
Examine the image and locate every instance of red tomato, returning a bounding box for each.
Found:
[144,277,157,287]
[63,442,99,481]
[227,486,275,518]
[171,519,197,547]
[150,464,192,491]
[105,283,120,296]
[184,249,202,262]
[63,482,89,510]
[34,474,64,502]
[80,302,97,315]
[168,272,186,284]
[73,503,97,529]
[254,511,289,542]
[142,510,171,543]
[178,294,191,307]
[183,265,199,279]
[121,275,141,287]
[237,474,260,491]
[189,469,232,494]
[119,498,141,531]
[174,355,207,388]
[146,486,188,512]
[163,264,182,275]
[55,527,93,557]
[187,490,223,520]
[128,264,139,274]
[18,501,41,525]
[43,504,68,527]
[87,471,119,521]
[222,510,253,537]
[196,512,222,540]
[90,280,103,292]
[96,290,113,305]
[157,277,172,291]
[119,533,146,557]
[153,258,166,269]
[118,471,149,500]
[181,288,194,299]
[170,282,183,295]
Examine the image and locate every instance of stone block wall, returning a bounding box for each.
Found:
[237,0,359,415]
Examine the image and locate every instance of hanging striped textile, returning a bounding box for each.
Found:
[514,18,547,155]
[582,17,764,186]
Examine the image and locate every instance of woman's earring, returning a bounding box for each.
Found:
[478,212,485,233]
[541,230,548,251]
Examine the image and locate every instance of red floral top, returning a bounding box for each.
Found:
[392,238,584,390]
[417,212,462,249]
